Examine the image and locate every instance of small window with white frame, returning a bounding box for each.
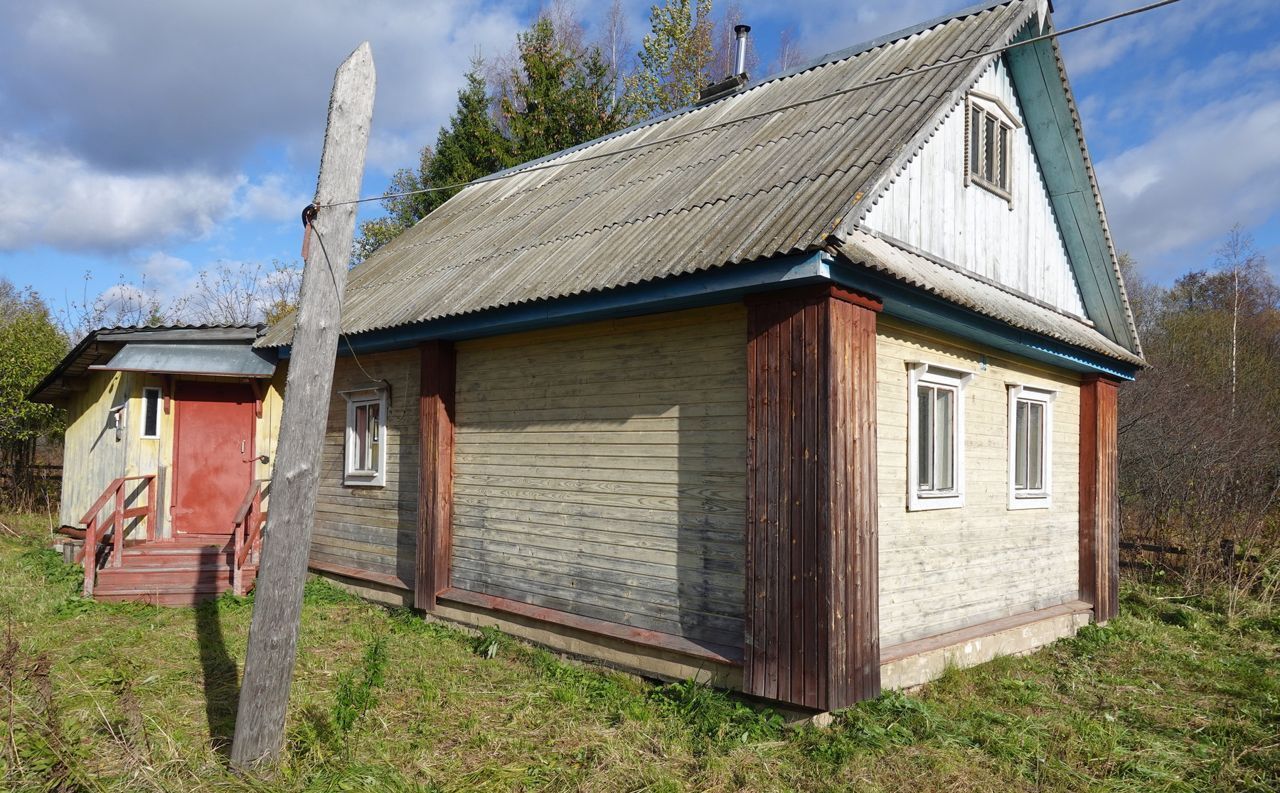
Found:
[1007,384,1054,509]
[141,387,162,439]
[907,363,970,511]
[966,91,1020,202]
[343,388,387,487]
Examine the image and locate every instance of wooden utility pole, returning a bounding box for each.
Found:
[231,42,375,769]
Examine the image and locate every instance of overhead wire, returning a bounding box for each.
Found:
[314,0,1183,211]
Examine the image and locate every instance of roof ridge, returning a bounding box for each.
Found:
[468,1,1023,189]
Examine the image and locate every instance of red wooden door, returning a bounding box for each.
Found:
[171,381,256,536]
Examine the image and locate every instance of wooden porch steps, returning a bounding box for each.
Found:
[90,537,257,605]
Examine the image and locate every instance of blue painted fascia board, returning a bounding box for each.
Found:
[283,251,1136,380]
[291,251,834,359]
[827,260,1138,380]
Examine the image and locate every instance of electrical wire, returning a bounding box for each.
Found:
[315,0,1183,210]
[308,223,392,399]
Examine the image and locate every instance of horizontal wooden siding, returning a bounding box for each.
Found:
[877,317,1081,647]
[452,305,748,652]
[312,349,420,584]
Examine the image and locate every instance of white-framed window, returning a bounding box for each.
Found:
[965,91,1020,202]
[907,363,970,511]
[140,387,162,439]
[1007,384,1054,510]
[342,388,387,487]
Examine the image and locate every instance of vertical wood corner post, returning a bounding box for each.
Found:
[744,285,881,711]
[416,340,456,610]
[231,43,374,770]
[1079,374,1120,623]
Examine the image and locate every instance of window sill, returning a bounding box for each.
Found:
[343,475,385,488]
[1008,495,1051,510]
[908,493,965,512]
[969,176,1013,206]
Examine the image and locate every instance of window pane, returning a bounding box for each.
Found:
[1014,400,1028,489]
[355,404,368,470]
[1027,402,1044,491]
[935,387,954,492]
[984,114,996,182]
[367,403,381,472]
[917,385,933,490]
[143,390,160,437]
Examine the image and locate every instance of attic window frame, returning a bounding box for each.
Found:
[965,91,1020,205]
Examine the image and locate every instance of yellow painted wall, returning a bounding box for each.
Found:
[58,369,284,535]
[876,316,1081,647]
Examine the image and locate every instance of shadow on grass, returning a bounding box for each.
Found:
[195,559,239,757]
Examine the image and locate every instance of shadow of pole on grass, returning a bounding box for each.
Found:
[195,549,239,757]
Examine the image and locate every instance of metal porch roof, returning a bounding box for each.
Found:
[89,343,277,379]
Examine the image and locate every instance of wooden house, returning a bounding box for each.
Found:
[29,325,284,603]
[249,0,1130,711]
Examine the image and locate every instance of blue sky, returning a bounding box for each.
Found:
[1,0,1277,322]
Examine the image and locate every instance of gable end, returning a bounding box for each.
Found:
[1004,25,1139,354]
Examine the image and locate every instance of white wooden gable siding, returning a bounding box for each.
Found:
[451,305,748,652]
[862,58,1087,319]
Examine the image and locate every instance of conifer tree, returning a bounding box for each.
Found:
[624,0,715,118]
[501,17,630,160]
[354,66,512,262]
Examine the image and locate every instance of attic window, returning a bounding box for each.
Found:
[966,92,1018,202]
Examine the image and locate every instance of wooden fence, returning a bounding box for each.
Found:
[1120,539,1264,576]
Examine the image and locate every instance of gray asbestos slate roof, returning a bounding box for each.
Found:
[260,0,1044,349]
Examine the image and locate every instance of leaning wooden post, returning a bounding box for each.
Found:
[231,42,375,769]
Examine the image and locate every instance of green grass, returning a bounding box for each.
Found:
[0,510,1276,792]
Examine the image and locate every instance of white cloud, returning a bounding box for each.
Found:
[1096,94,1280,273]
[233,173,311,224]
[136,252,196,297]
[0,1,523,172]
[0,140,322,253]
[0,139,239,253]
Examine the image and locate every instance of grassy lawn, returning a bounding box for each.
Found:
[0,511,1276,792]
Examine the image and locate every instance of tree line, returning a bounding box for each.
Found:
[1119,226,1280,594]
[353,0,803,262]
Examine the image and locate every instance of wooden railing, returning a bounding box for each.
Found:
[78,475,158,597]
[232,479,269,596]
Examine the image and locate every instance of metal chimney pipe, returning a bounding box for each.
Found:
[734,24,751,76]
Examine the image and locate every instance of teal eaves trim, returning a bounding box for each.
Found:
[309,251,835,357]
[281,252,1136,380]
[828,260,1137,380]
[1005,29,1136,353]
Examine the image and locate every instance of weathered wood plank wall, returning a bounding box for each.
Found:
[862,58,1087,318]
[876,317,1081,647]
[1079,375,1119,622]
[744,286,881,710]
[311,349,420,585]
[450,305,747,652]
[416,340,455,609]
[60,371,131,527]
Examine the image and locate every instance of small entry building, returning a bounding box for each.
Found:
[29,325,284,603]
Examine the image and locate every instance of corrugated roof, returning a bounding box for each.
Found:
[260,0,1038,348]
[89,343,277,378]
[28,324,268,404]
[834,230,1144,366]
